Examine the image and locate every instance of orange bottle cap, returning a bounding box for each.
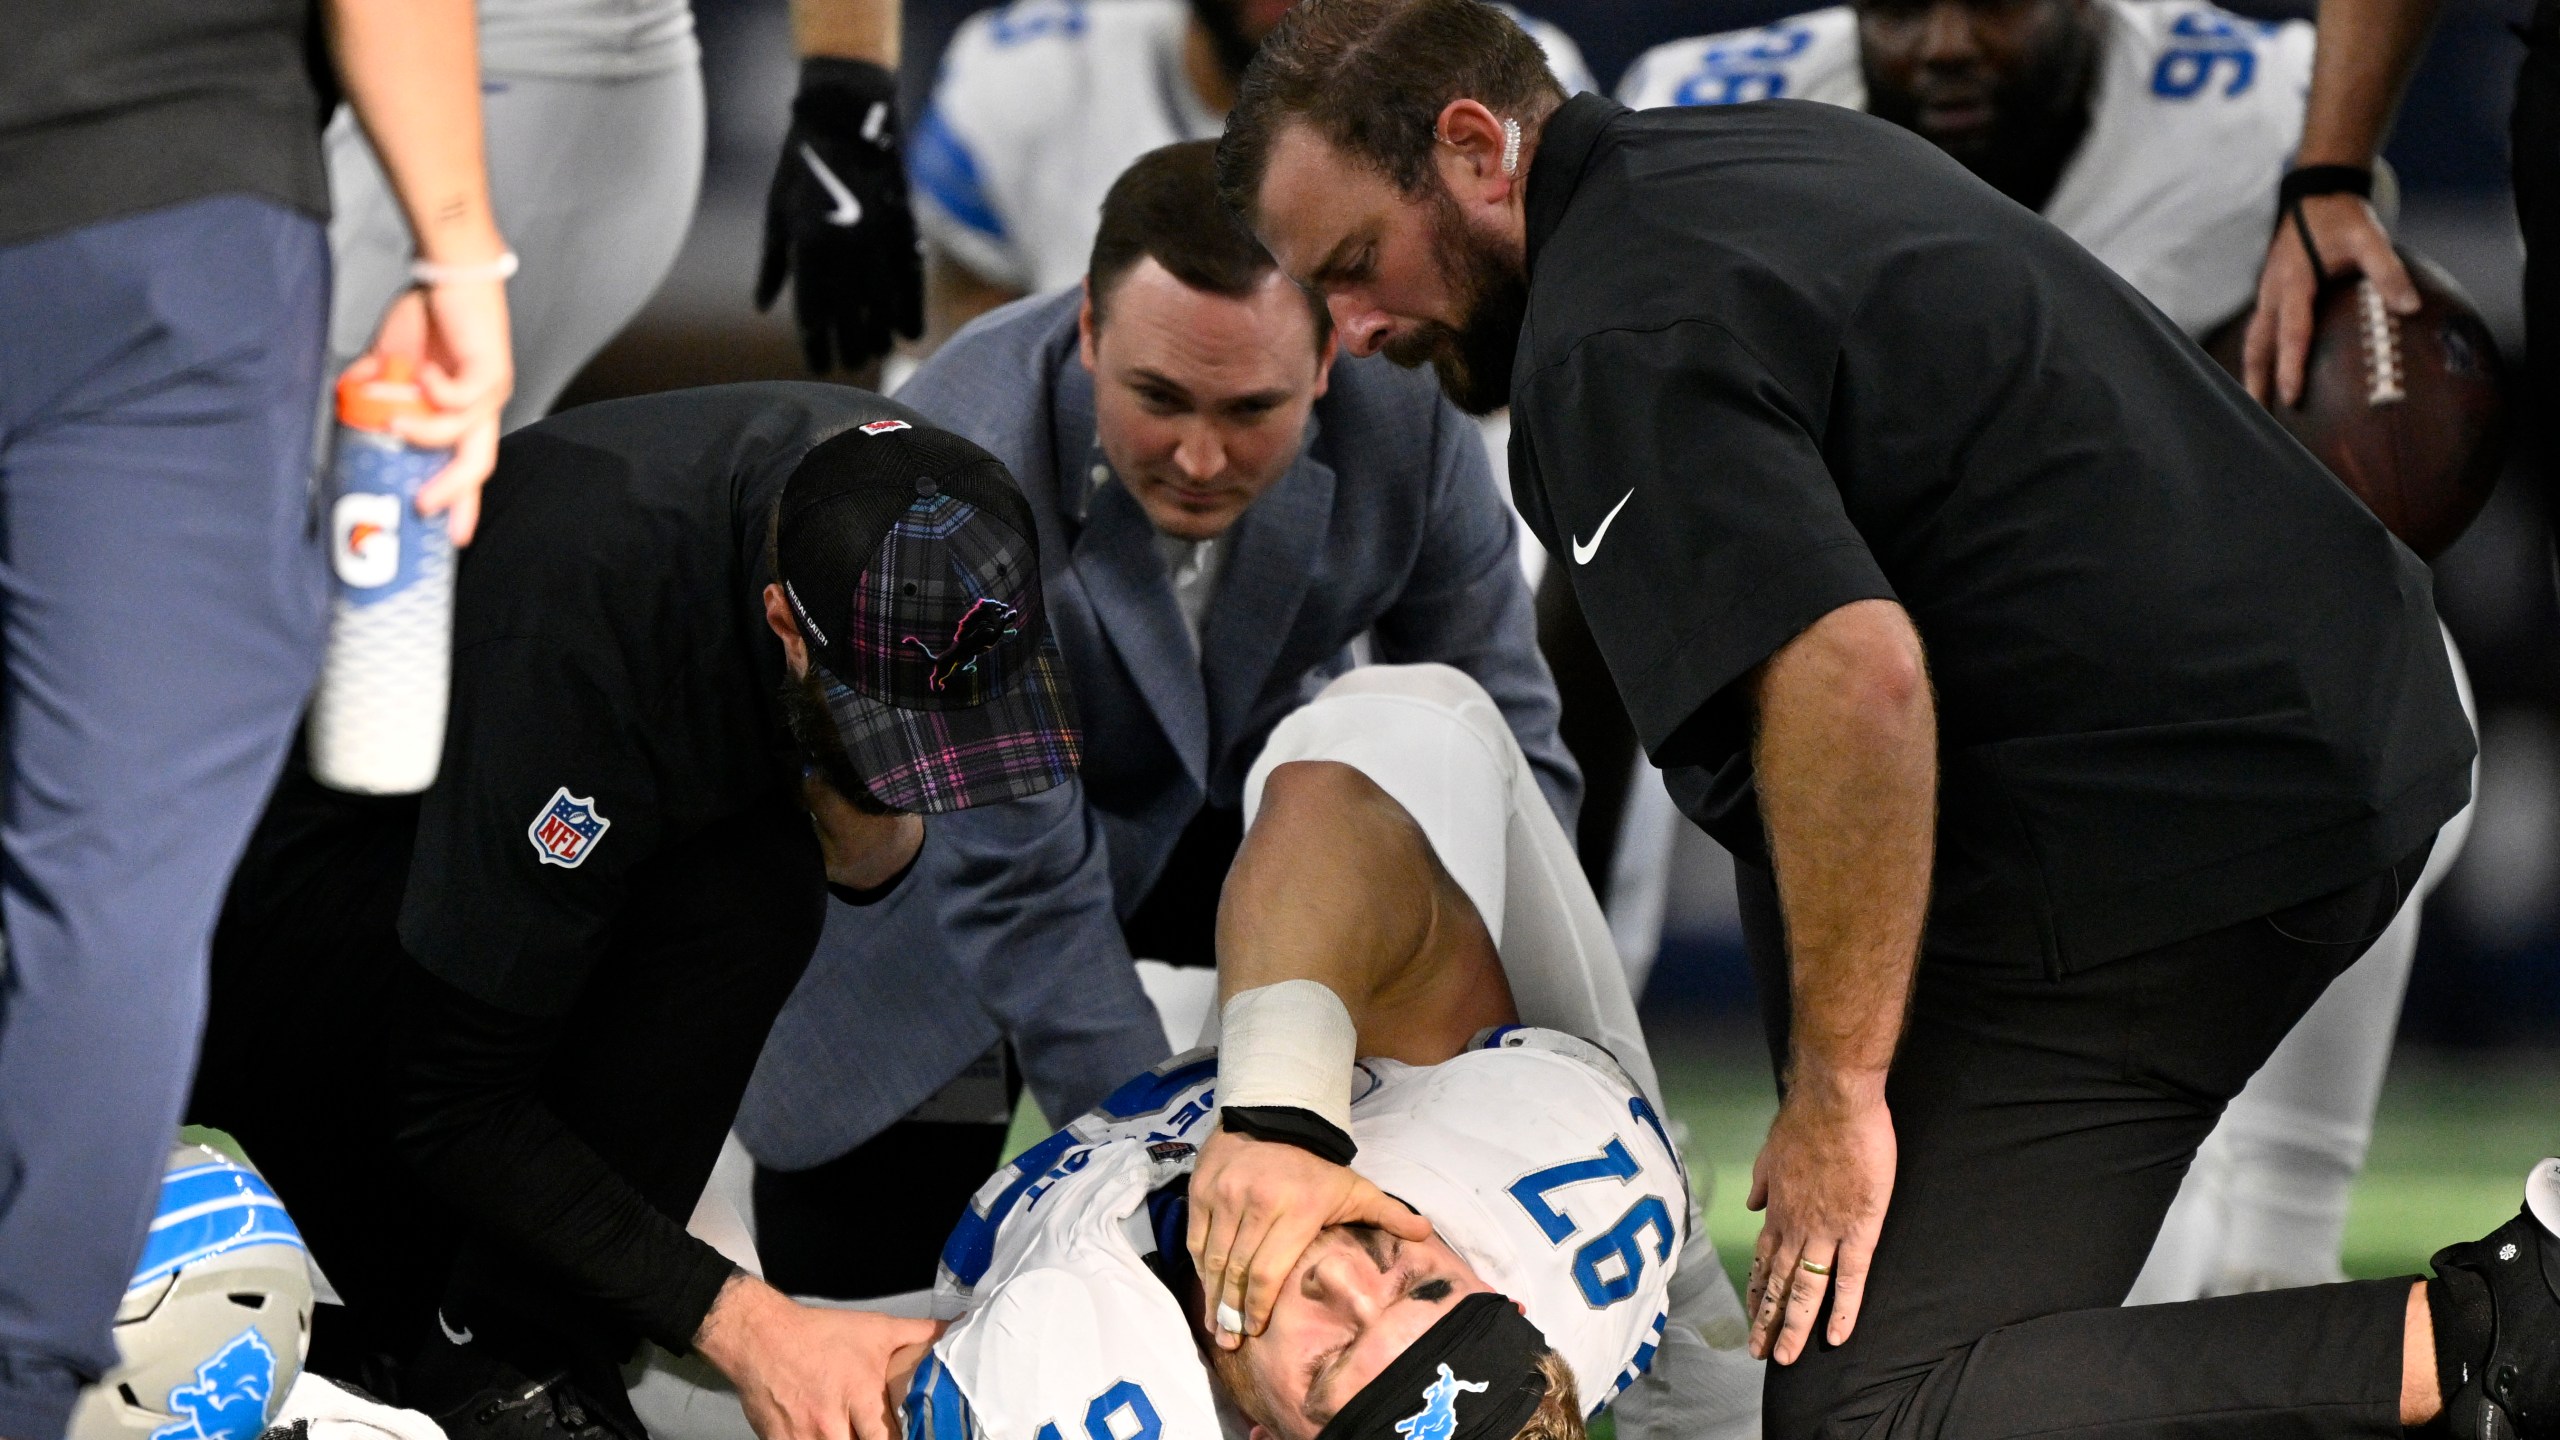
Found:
[336,355,433,432]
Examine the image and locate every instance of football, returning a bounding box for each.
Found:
[2205,248,2510,558]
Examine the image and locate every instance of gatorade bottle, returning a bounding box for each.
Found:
[306,357,456,795]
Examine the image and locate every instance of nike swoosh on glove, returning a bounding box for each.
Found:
[754,57,925,374]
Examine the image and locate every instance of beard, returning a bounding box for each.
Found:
[1861,16,2098,212]
[1379,187,1531,416]
[1188,0,1262,81]
[778,666,896,815]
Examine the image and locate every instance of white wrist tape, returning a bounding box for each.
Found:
[409,250,520,286]
[1217,980,1358,1135]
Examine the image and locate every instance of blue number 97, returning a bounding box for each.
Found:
[1509,1140,1680,1308]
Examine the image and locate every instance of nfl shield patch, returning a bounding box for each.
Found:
[528,787,610,869]
[857,419,911,436]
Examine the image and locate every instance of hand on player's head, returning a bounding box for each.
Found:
[1205,1224,1494,1440]
[1189,1126,1436,1350]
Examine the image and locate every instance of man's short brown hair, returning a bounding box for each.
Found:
[1088,139,1328,345]
[1208,1339,1585,1440]
[1215,0,1565,224]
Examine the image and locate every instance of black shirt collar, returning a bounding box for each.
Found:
[1524,92,1625,282]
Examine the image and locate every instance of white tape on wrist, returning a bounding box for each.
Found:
[409,250,520,286]
[1217,980,1357,1135]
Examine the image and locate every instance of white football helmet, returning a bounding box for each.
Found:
[69,1142,314,1440]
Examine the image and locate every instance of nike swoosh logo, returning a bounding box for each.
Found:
[439,1310,474,1346]
[800,143,863,227]
[1571,488,1636,565]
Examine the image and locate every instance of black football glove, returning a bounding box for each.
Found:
[754,57,925,374]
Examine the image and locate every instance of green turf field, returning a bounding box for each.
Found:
[1003,1033,2560,1299]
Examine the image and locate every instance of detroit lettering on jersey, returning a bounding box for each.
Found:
[915,1030,1688,1440]
[1615,0,2315,336]
[909,0,1597,297]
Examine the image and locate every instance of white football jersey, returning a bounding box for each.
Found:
[1615,0,2315,335]
[913,1030,1688,1439]
[910,0,1596,296]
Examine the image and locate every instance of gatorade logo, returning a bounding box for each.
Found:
[332,493,402,589]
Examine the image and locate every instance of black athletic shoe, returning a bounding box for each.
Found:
[2431,1158,2560,1440]
[429,1371,636,1440]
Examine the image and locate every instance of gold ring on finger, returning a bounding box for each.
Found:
[1798,1258,1833,1276]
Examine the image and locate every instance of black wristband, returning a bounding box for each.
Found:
[2276,166,2374,289]
[795,56,900,136]
[2279,164,2374,208]
[1220,1105,1357,1166]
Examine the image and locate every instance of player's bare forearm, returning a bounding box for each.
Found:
[2298,0,2446,167]
[1193,760,1467,1344]
[1743,598,1931,1363]
[791,0,899,68]
[1755,599,1933,1093]
[325,0,504,267]
[1215,760,1513,1064]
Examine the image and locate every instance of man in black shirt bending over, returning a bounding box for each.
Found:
[1201,5,2560,1440]
[190,385,1079,1440]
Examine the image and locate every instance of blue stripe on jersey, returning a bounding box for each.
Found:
[941,1127,1080,1286]
[908,106,1005,240]
[903,1355,977,1440]
[1096,1055,1216,1120]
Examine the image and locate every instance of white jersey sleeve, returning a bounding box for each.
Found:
[2044,0,2315,335]
[909,0,1208,296]
[920,1054,1229,1440]
[1614,7,1862,110]
[1350,1030,1692,1414]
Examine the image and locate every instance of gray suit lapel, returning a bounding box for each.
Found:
[1202,441,1335,754]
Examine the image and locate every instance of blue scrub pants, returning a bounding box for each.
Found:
[0,194,329,1440]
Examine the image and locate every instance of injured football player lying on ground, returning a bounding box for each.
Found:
[906,664,1762,1440]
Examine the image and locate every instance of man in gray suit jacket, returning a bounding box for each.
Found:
[733,141,1575,1300]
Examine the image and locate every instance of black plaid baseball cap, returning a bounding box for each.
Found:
[774,419,1080,813]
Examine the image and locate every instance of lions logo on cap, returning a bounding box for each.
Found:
[1396,1365,1489,1440]
[903,597,1021,693]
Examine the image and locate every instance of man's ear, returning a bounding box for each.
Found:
[763,583,809,676]
[1310,323,1339,400]
[1079,278,1101,374]
[1434,98,1517,204]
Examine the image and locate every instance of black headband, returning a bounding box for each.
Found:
[1311,1294,1550,1440]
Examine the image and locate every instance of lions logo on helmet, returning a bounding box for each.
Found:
[69,1143,314,1440]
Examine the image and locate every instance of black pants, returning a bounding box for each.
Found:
[192,756,825,1412]
[1735,848,2431,1440]
[750,802,1239,1297]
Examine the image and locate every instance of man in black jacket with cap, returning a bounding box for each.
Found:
[189,384,1079,1440]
